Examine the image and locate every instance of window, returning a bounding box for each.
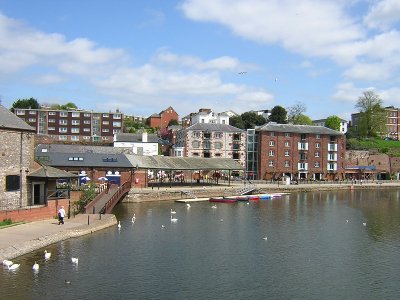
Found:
[215,153,221,157]
[203,141,211,149]
[102,137,109,141]
[270,132,275,137]
[203,131,211,139]
[214,142,222,149]
[285,141,290,147]
[48,127,55,131]
[83,128,90,132]
[315,162,320,168]
[316,134,321,139]
[315,151,320,158]
[59,127,67,133]
[6,175,20,191]
[269,150,274,156]
[285,161,290,167]
[113,122,121,127]
[102,129,109,133]
[233,152,239,160]
[28,118,36,122]
[214,132,223,139]
[72,112,80,118]
[285,133,290,137]
[84,113,91,117]
[29,110,36,115]
[84,120,91,124]
[83,136,90,140]
[59,119,68,125]
[233,133,241,141]
[269,141,275,146]
[113,129,121,134]
[48,119,55,123]
[300,134,306,140]
[60,112,68,117]
[113,114,122,119]
[59,135,67,141]
[71,128,80,133]
[285,150,290,156]
[192,140,200,148]
[72,120,80,125]
[71,136,79,141]
[193,152,199,156]
[103,114,109,118]
[16,110,25,115]
[192,131,200,138]
[269,161,274,167]
[102,121,109,125]
[49,111,56,115]
[316,143,320,148]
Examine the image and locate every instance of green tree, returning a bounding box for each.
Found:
[60,102,78,110]
[11,97,39,112]
[241,111,266,129]
[287,102,306,123]
[229,115,245,129]
[168,119,179,126]
[325,115,341,131]
[293,114,312,125]
[268,105,287,124]
[355,91,386,137]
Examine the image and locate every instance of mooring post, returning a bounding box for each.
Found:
[99,213,102,220]
[87,215,90,225]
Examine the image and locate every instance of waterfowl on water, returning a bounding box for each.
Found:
[32,261,39,271]
[44,250,51,260]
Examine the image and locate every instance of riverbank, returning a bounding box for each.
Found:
[0,213,117,261]
[124,181,400,202]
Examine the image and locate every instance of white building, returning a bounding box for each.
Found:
[190,109,229,125]
[113,132,159,156]
[312,118,348,134]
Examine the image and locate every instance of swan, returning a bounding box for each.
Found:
[346,219,349,223]
[32,261,39,271]
[3,259,13,267]
[186,204,191,208]
[117,221,121,229]
[263,236,268,240]
[8,263,20,270]
[363,222,367,226]
[211,205,217,209]
[131,214,136,222]
[71,257,79,264]
[65,280,71,284]
[161,225,165,228]
[170,209,176,214]
[170,215,178,222]
[44,250,51,260]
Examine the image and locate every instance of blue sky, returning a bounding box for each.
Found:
[1,0,400,121]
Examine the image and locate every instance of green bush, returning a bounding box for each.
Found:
[74,183,97,213]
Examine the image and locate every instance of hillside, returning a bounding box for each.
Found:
[347,138,400,156]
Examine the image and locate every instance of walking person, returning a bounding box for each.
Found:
[58,206,66,225]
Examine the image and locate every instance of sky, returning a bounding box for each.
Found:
[0,0,400,121]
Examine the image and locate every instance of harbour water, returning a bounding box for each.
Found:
[1,189,400,299]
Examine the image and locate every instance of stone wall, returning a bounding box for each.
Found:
[0,130,35,209]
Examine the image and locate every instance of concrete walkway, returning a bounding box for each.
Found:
[0,213,117,261]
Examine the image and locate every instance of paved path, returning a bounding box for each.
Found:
[0,213,117,261]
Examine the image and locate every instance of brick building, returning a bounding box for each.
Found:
[13,108,123,143]
[253,123,346,181]
[174,123,246,172]
[147,106,178,129]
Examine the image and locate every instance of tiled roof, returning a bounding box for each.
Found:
[0,105,35,132]
[36,144,133,154]
[114,133,159,143]
[185,123,244,132]
[256,122,342,135]
[28,164,78,178]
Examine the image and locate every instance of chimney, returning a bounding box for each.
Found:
[142,132,148,142]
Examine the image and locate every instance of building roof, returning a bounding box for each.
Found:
[114,133,159,143]
[28,164,78,178]
[0,105,36,132]
[256,122,342,135]
[36,152,132,168]
[185,123,244,132]
[126,155,243,170]
[36,144,133,154]
[312,118,348,123]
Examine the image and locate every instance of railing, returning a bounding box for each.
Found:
[102,181,132,214]
[181,190,197,199]
[236,184,257,195]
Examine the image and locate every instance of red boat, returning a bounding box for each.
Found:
[247,195,260,201]
[209,197,237,203]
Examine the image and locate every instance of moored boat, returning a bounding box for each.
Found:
[259,194,272,200]
[209,197,237,203]
[247,195,260,201]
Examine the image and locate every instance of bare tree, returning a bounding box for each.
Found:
[287,102,306,123]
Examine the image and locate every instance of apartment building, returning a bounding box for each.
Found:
[251,123,346,181]
[312,118,348,134]
[13,108,123,143]
[147,106,178,129]
[181,109,230,127]
[351,106,399,140]
[174,123,246,168]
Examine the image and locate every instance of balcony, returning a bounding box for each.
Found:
[327,154,337,161]
[298,142,308,151]
[297,163,308,171]
[328,143,337,151]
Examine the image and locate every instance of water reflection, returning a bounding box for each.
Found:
[1,189,400,299]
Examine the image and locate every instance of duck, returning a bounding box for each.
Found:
[117,221,121,229]
[44,250,51,260]
[32,261,39,271]
[3,259,13,267]
[71,257,79,264]
[170,215,178,223]
[8,263,20,270]
[170,209,176,214]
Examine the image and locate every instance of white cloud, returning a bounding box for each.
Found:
[364,0,400,30]
[332,82,374,103]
